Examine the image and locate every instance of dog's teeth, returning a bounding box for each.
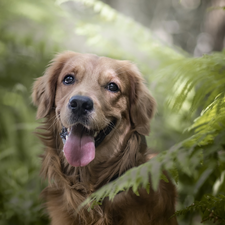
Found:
[94,132,98,138]
[66,135,68,140]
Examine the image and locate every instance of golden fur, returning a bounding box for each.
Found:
[32,51,178,225]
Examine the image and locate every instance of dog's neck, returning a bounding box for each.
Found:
[92,118,133,163]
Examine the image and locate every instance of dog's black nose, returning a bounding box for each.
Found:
[69,95,93,114]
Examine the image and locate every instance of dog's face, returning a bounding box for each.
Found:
[32,51,156,167]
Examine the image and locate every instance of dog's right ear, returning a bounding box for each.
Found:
[123,62,156,136]
[32,51,76,119]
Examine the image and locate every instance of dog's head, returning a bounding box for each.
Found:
[32,51,156,167]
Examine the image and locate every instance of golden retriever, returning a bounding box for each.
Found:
[32,51,178,225]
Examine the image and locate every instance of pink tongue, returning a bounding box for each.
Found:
[63,125,95,167]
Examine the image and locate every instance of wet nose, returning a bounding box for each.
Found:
[68,95,93,114]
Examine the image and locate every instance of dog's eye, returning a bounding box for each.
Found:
[63,75,75,85]
[107,82,119,92]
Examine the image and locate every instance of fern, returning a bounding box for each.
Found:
[174,195,225,224]
[80,137,208,209]
[159,53,225,111]
[158,53,225,147]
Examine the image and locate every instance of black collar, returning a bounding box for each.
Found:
[95,119,116,147]
[109,173,120,183]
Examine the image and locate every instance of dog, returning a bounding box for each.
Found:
[32,51,178,225]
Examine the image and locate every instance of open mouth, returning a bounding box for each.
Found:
[60,120,116,167]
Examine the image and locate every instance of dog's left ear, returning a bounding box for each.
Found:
[126,62,156,136]
[32,51,77,119]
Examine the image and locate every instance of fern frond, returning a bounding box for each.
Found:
[80,138,203,210]
[159,52,225,111]
[188,96,225,146]
[156,52,225,146]
[80,127,225,211]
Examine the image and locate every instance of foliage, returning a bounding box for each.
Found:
[0,0,225,224]
[174,195,225,223]
[0,0,65,224]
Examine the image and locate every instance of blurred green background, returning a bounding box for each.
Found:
[0,0,225,224]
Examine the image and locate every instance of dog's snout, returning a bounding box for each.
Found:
[69,95,93,114]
